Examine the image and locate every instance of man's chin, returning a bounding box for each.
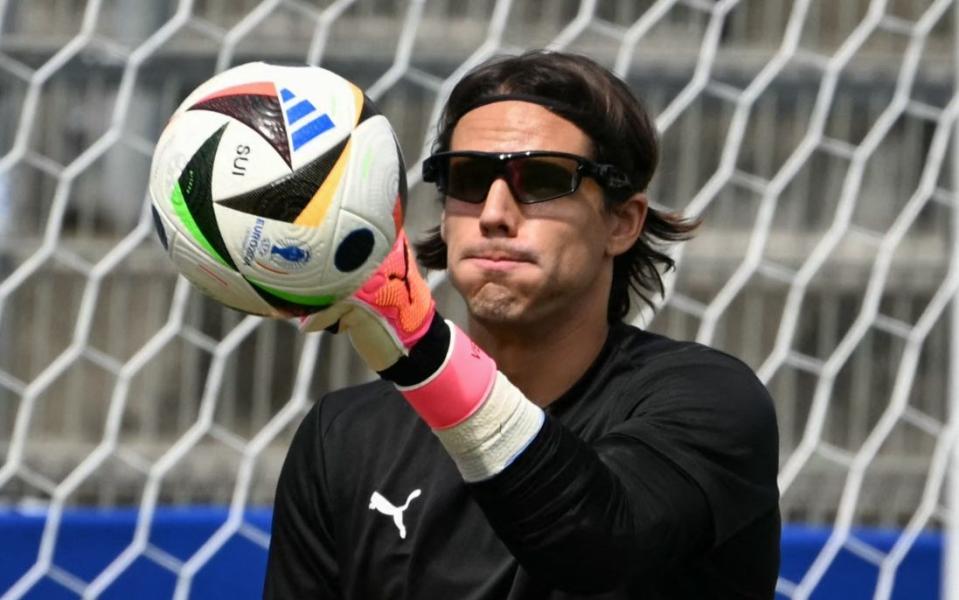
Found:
[469,302,522,325]
[464,286,530,325]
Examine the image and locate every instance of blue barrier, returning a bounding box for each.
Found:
[0,508,943,598]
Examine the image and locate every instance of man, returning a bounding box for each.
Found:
[264,50,780,599]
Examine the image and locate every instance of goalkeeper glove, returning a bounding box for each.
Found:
[300,229,496,429]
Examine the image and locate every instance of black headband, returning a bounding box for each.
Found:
[455,92,599,153]
[459,92,583,116]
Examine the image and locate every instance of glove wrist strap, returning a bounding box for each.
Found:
[377,312,450,385]
[389,320,497,429]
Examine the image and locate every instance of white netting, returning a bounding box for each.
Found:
[0,0,956,598]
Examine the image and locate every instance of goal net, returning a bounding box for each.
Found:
[0,0,956,598]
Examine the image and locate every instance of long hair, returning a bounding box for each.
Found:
[415,50,699,322]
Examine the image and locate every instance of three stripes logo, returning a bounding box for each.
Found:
[280,87,335,152]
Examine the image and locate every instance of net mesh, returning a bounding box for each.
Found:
[0,0,956,598]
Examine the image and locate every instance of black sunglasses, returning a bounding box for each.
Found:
[421,150,633,204]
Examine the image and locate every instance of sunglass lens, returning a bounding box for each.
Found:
[446,156,498,203]
[513,157,579,202]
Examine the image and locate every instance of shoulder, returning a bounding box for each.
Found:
[283,379,400,460]
[616,324,768,394]
[615,323,754,375]
[612,324,777,435]
[315,378,400,435]
[311,379,430,458]
[286,379,418,454]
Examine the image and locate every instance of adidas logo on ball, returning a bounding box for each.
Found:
[279,87,335,152]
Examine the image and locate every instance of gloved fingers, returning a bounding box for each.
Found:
[352,229,436,350]
[297,302,353,333]
[340,302,406,372]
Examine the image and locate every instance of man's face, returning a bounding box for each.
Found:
[442,101,620,328]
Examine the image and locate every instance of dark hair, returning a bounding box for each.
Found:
[414,50,699,322]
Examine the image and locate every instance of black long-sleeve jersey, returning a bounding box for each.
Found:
[264,322,781,599]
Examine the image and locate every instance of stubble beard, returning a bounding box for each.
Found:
[465,282,528,325]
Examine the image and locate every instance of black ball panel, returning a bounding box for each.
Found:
[179,123,237,270]
[334,228,375,272]
[217,136,349,223]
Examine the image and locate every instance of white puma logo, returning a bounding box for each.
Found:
[369,489,422,539]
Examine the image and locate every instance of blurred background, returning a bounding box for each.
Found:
[0,0,956,598]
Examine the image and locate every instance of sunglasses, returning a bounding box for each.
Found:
[421,150,633,204]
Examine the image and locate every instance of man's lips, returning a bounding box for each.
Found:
[462,245,537,262]
[467,257,527,270]
[462,248,536,271]
[469,253,531,262]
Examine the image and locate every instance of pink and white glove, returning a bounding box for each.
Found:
[300,229,497,430]
[300,229,434,369]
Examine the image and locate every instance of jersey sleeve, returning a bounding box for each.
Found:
[465,351,779,594]
[263,400,341,599]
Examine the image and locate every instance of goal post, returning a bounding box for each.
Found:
[0,1,956,598]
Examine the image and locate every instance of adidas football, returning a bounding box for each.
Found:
[148,62,406,317]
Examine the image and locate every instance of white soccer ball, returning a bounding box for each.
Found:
[148,62,405,317]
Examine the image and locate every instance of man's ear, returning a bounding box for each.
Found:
[440,209,447,243]
[606,193,647,257]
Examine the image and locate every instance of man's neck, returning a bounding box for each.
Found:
[468,310,610,408]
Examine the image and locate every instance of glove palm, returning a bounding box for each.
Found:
[300,229,435,372]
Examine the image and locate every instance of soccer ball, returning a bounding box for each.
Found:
[148,62,405,317]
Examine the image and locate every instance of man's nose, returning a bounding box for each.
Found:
[478,178,520,237]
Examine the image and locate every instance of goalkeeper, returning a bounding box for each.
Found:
[264,50,780,599]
